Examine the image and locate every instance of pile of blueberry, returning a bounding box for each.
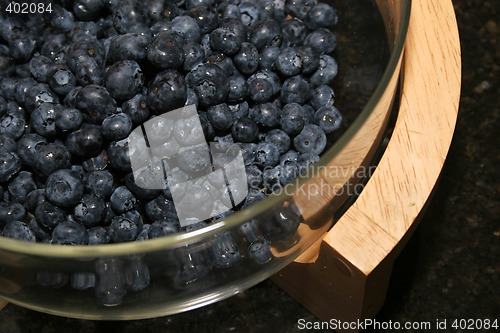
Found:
[0,0,342,251]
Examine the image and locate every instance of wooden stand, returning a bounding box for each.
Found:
[272,0,461,330]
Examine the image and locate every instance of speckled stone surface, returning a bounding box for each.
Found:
[0,1,498,332]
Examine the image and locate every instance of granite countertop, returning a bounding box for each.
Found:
[0,0,498,332]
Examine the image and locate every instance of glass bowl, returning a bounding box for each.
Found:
[0,0,411,320]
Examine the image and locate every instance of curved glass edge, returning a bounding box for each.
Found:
[0,0,412,259]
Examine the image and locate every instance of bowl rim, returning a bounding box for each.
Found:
[0,0,412,258]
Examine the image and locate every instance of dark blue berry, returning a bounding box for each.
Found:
[207,103,233,130]
[2,221,36,242]
[45,169,85,209]
[51,220,89,245]
[186,63,229,107]
[247,70,280,103]
[75,84,116,124]
[250,20,282,50]
[305,3,338,30]
[232,118,259,143]
[30,103,59,138]
[281,18,307,47]
[33,142,71,178]
[0,202,26,226]
[82,150,109,171]
[55,107,83,132]
[145,195,178,223]
[212,231,241,268]
[183,42,206,72]
[249,102,280,128]
[285,0,317,20]
[7,171,37,203]
[304,28,337,54]
[187,5,219,34]
[233,42,259,75]
[29,54,53,83]
[310,54,338,86]
[248,239,272,264]
[259,45,280,70]
[74,194,106,228]
[281,75,311,105]
[314,105,342,133]
[65,124,103,157]
[263,165,282,193]
[149,219,180,238]
[84,170,115,198]
[16,133,47,166]
[310,85,335,110]
[88,226,108,245]
[1,110,26,139]
[255,142,280,167]
[0,134,17,154]
[280,103,306,135]
[102,112,133,141]
[103,60,144,100]
[110,186,136,214]
[297,45,320,75]
[147,31,186,70]
[265,128,291,154]
[148,69,187,114]
[122,93,150,125]
[227,74,248,102]
[293,124,327,154]
[0,152,21,183]
[106,33,151,64]
[35,201,68,230]
[107,138,132,172]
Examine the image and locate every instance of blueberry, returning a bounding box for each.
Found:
[65,124,103,157]
[35,201,68,230]
[207,103,233,130]
[70,272,96,290]
[29,54,53,83]
[206,53,236,76]
[30,103,59,138]
[147,31,186,70]
[281,75,311,105]
[145,195,178,223]
[247,70,280,103]
[281,18,307,47]
[2,221,36,242]
[33,143,71,178]
[169,16,199,42]
[36,271,69,288]
[148,69,187,114]
[88,226,108,245]
[55,107,83,132]
[183,42,206,72]
[233,42,259,75]
[245,163,262,190]
[263,165,282,193]
[187,63,229,107]
[259,45,280,70]
[212,231,241,268]
[239,2,260,27]
[0,134,17,154]
[51,220,89,245]
[102,112,133,141]
[73,0,106,21]
[255,142,280,167]
[220,3,240,20]
[108,216,139,243]
[0,110,26,140]
[110,186,136,214]
[293,124,327,154]
[305,3,338,30]
[228,101,249,120]
[45,169,85,209]
[106,33,151,64]
[250,20,282,50]
[0,97,6,118]
[125,257,150,291]
[285,0,317,20]
[310,85,335,110]
[82,148,109,169]
[259,201,301,241]
[94,257,126,306]
[75,84,116,124]
[310,54,338,86]
[102,60,144,100]
[238,218,262,243]
[28,218,50,242]
[63,86,82,108]
[122,92,150,125]
[314,105,342,133]
[280,103,306,135]
[48,4,76,33]
[297,45,320,75]
[7,171,37,203]
[232,118,259,143]
[265,128,291,154]
[66,39,105,73]
[249,102,280,128]
[24,189,46,215]
[248,239,272,264]
[9,32,37,62]
[74,194,106,228]
[149,219,180,238]
[187,5,219,34]
[107,138,132,172]
[304,28,337,54]
[297,151,320,173]
[84,170,115,198]
[16,133,47,166]
[0,152,21,183]
[0,202,26,226]
[124,171,162,201]
[210,27,243,55]
[73,56,103,86]
[227,74,248,102]
[279,160,299,185]
[111,1,145,34]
